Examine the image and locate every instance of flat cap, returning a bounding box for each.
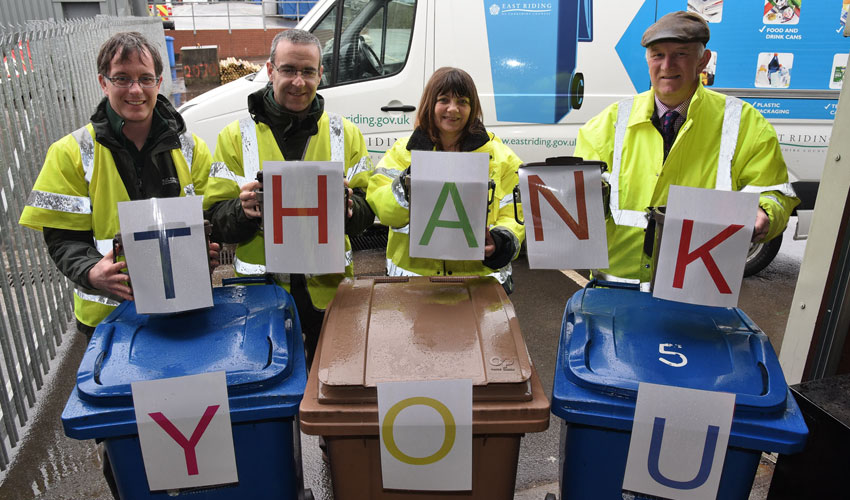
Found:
[641,11,710,47]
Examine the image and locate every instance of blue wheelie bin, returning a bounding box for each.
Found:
[551,281,808,500]
[483,0,591,124]
[62,283,309,499]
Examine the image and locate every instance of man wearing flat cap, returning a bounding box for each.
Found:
[575,10,798,285]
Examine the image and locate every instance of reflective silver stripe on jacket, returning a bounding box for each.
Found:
[611,95,746,228]
[611,98,649,229]
[499,192,514,208]
[328,112,344,163]
[715,96,742,191]
[387,259,421,277]
[210,161,237,182]
[184,184,195,196]
[71,126,95,184]
[391,176,410,209]
[95,239,113,256]
[741,183,797,198]
[347,155,372,182]
[26,190,91,214]
[240,117,261,187]
[234,257,266,275]
[391,224,410,235]
[374,167,401,179]
[179,132,195,171]
[75,288,120,307]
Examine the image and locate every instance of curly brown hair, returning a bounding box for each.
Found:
[416,67,485,149]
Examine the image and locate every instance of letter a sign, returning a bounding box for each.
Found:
[262,161,345,274]
[409,151,489,260]
[132,371,238,491]
[518,163,608,269]
[652,186,758,307]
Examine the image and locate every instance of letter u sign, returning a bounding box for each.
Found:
[647,417,719,489]
[622,383,735,500]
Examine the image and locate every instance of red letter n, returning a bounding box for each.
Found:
[527,172,588,241]
[272,174,328,244]
[148,405,220,476]
[673,219,744,294]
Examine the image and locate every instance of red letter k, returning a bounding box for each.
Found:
[672,219,744,294]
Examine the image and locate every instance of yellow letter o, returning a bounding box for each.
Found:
[381,396,456,465]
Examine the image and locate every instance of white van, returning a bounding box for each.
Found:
[179,0,848,274]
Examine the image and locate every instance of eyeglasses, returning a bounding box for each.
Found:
[104,75,161,88]
[273,65,319,80]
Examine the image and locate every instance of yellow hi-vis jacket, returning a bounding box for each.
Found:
[19,124,210,327]
[202,112,372,310]
[366,132,524,282]
[575,85,799,284]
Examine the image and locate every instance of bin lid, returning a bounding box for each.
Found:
[551,286,808,452]
[300,276,550,435]
[562,286,787,413]
[63,285,307,439]
[317,276,537,403]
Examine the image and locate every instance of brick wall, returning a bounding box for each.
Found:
[167,29,280,62]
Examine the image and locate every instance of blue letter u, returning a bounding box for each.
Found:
[647,417,719,490]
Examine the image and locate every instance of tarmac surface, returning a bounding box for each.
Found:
[0,246,785,499]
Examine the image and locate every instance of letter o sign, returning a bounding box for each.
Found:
[381,396,456,465]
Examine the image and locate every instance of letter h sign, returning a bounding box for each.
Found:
[262,162,345,274]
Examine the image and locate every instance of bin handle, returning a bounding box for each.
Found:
[221,276,274,286]
[585,278,641,290]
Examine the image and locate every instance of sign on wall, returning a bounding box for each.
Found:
[377,379,473,491]
[409,151,489,260]
[518,163,608,269]
[262,161,345,274]
[117,196,213,314]
[131,371,238,491]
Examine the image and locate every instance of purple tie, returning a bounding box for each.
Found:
[661,110,680,153]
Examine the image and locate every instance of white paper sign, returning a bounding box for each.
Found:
[117,196,213,314]
[262,161,345,274]
[652,186,758,307]
[518,164,608,269]
[377,379,473,491]
[622,383,735,500]
[409,151,489,260]
[131,371,238,491]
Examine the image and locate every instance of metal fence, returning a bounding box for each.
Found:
[0,16,167,471]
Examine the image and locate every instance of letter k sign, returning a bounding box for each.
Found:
[132,372,239,490]
[652,186,758,308]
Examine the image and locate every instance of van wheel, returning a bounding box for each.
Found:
[745,234,782,277]
[570,72,584,110]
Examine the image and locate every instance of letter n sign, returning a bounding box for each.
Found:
[652,186,758,308]
[262,161,345,274]
[132,371,238,491]
[518,164,608,269]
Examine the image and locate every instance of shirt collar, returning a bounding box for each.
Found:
[654,94,692,120]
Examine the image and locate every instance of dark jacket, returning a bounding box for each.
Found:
[207,85,374,244]
[43,95,190,289]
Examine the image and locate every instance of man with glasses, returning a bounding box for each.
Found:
[203,29,373,367]
[20,31,215,338]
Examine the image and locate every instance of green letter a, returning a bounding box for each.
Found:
[418,182,478,248]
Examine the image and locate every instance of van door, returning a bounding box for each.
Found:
[307,0,425,162]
